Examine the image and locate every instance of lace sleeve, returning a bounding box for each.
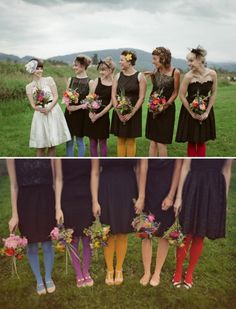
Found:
[47,76,58,99]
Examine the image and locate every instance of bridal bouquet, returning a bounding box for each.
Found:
[148,89,168,118]
[132,212,159,239]
[33,87,51,107]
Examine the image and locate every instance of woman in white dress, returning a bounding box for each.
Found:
[25,58,71,156]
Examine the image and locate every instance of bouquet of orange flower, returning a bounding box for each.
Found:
[148,89,168,118]
[84,217,110,251]
[132,212,159,239]
[163,218,185,247]
[62,89,79,107]
[115,91,133,125]
[50,224,79,274]
[0,234,28,278]
[81,93,103,113]
[190,90,209,123]
[33,87,51,107]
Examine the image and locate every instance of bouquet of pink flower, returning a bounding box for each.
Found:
[33,87,51,107]
[148,89,167,118]
[84,217,110,251]
[163,218,185,247]
[0,234,28,278]
[131,212,159,239]
[190,90,209,117]
[81,93,103,113]
[50,224,79,274]
[62,89,79,107]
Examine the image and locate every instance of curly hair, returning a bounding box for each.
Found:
[121,50,137,66]
[152,47,171,68]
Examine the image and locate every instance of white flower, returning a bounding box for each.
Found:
[25,60,38,74]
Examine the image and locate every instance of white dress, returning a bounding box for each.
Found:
[26,77,71,148]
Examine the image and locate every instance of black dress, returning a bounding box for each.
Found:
[98,159,138,234]
[110,72,142,138]
[144,159,176,237]
[176,81,216,143]
[84,78,111,139]
[61,159,93,237]
[145,69,176,144]
[179,159,227,240]
[15,159,56,244]
[65,77,90,137]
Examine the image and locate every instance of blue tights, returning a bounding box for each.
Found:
[27,241,54,285]
[66,137,86,157]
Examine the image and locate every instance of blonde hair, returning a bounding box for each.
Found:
[188,45,207,64]
[97,56,116,72]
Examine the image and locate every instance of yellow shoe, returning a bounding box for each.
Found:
[114,270,123,285]
[105,270,114,285]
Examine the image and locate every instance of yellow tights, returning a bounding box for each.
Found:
[103,234,128,271]
[117,137,136,157]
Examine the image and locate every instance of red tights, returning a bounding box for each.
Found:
[174,234,204,284]
[187,143,206,157]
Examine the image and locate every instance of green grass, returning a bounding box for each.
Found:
[1,62,236,156]
[0,161,236,309]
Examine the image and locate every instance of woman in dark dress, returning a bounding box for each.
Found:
[145,47,180,157]
[175,46,217,157]
[7,159,60,295]
[91,159,147,285]
[111,50,147,157]
[54,159,94,287]
[137,159,182,287]
[65,55,94,157]
[173,159,232,288]
[85,57,115,156]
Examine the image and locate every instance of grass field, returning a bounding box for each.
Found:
[0,61,236,157]
[0,160,235,309]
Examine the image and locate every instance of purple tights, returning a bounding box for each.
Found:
[90,138,108,157]
[70,236,91,280]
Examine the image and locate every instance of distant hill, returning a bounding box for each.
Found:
[1,49,236,72]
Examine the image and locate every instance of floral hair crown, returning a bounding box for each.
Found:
[25,60,38,74]
[125,53,132,62]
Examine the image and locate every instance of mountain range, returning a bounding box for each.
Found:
[1,48,236,72]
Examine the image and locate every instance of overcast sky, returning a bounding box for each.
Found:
[1,0,236,62]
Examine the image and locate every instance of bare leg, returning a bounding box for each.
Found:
[140,239,152,285]
[149,141,158,157]
[36,148,46,157]
[150,238,169,286]
[47,146,56,157]
[157,143,168,157]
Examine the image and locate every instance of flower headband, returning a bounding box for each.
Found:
[125,53,132,62]
[25,60,38,74]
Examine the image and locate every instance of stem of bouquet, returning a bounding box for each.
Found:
[12,256,20,279]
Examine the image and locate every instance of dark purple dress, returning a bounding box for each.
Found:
[61,159,93,237]
[98,159,138,233]
[180,159,227,239]
[15,159,55,243]
[144,159,176,237]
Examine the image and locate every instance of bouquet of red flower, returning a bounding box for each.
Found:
[190,90,209,122]
[0,234,28,278]
[148,89,168,118]
[131,212,159,239]
[81,93,103,113]
[163,218,185,247]
[115,91,133,124]
[33,87,51,107]
[50,224,79,274]
[62,89,79,107]
[84,217,110,251]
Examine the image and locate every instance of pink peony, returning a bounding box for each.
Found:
[50,227,60,240]
[91,101,100,109]
[169,231,180,239]
[148,214,155,222]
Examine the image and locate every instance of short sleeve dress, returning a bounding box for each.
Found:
[15,159,56,243]
[84,78,112,139]
[61,159,93,237]
[26,77,71,148]
[176,81,216,143]
[98,159,138,234]
[145,69,176,144]
[110,72,142,138]
[144,159,176,236]
[179,159,227,239]
[64,77,90,138]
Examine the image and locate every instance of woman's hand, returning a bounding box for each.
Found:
[199,111,209,122]
[161,196,173,211]
[173,198,182,217]
[56,209,64,225]
[133,197,144,214]
[8,216,18,233]
[123,112,134,122]
[92,202,101,217]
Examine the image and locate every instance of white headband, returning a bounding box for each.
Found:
[25,60,38,74]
